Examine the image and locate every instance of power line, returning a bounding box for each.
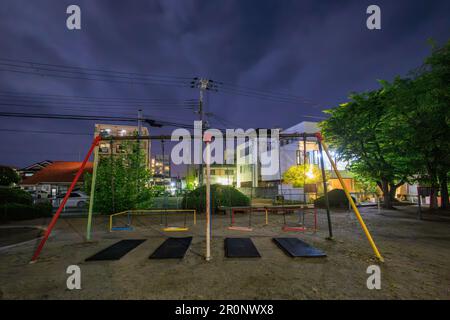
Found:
[0,65,190,89]
[0,101,196,112]
[0,128,91,136]
[0,111,196,129]
[0,91,198,104]
[0,58,192,81]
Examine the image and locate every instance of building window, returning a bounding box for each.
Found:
[99,143,110,153]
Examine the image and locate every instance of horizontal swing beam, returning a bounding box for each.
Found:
[99,132,319,142]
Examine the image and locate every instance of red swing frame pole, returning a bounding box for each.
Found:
[30,136,101,263]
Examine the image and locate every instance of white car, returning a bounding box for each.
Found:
[54,191,89,209]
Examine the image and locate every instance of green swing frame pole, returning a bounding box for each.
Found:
[86,141,100,241]
[316,132,384,262]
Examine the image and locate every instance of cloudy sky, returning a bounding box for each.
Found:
[0,0,449,170]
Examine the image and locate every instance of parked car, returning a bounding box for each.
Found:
[27,190,50,199]
[53,191,89,209]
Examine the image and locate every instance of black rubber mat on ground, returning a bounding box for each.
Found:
[149,237,192,259]
[225,238,261,258]
[85,239,146,261]
[273,238,326,257]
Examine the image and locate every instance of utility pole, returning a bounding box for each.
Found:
[138,109,142,135]
[204,132,212,261]
[190,78,218,186]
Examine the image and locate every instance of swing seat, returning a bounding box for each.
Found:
[228,226,253,232]
[111,226,134,231]
[282,225,306,232]
[163,226,189,232]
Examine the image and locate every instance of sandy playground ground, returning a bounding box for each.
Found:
[0,205,449,299]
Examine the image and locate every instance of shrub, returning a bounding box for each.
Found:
[0,166,20,186]
[0,202,52,221]
[182,184,250,213]
[314,189,356,208]
[0,188,33,205]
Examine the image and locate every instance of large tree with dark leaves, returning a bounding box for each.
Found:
[320,89,411,208]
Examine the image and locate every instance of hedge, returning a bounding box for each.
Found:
[182,184,250,212]
[0,202,53,221]
[314,189,356,208]
[0,188,33,205]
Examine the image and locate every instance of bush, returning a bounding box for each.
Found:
[314,189,356,209]
[182,184,250,213]
[0,166,20,186]
[0,188,33,205]
[0,202,53,221]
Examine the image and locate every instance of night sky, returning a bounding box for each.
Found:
[0,0,449,172]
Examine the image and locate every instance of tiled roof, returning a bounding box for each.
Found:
[20,161,93,185]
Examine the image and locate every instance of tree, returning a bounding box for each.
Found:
[320,90,411,208]
[282,164,323,188]
[382,41,450,209]
[0,166,20,187]
[320,40,450,209]
[84,140,154,214]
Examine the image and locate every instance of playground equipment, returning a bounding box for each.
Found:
[109,209,196,232]
[281,205,317,232]
[30,131,384,263]
[226,204,317,232]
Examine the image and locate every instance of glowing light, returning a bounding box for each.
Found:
[306,169,315,179]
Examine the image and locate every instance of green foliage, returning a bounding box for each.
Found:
[84,140,154,214]
[182,184,250,212]
[320,39,450,208]
[0,202,52,221]
[184,166,197,191]
[282,164,324,188]
[0,188,33,205]
[0,166,20,186]
[353,173,380,195]
[314,189,355,209]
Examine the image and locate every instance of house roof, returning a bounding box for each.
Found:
[21,160,53,171]
[20,161,93,185]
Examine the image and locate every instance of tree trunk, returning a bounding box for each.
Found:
[381,179,392,209]
[439,172,449,209]
[389,183,397,203]
[429,187,438,210]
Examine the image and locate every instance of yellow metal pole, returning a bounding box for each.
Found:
[265,208,268,225]
[194,210,197,225]
[318,134,384,262]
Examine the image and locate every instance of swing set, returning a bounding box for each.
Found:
[109,209,196,232]
[227,133,325,234]
[30,131,384,263]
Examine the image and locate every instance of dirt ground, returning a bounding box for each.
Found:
[0,205,449,300]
